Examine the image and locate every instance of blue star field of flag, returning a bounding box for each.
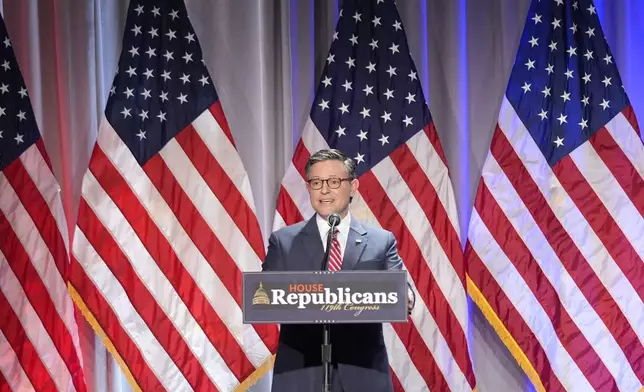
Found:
[105,0,218,166]
[0,18,42,172]
[309,0,432,178]
[506,0,630,166]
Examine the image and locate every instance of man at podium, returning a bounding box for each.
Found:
[263,149,412,392]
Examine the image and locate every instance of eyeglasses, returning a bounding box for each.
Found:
[307,177,352,190]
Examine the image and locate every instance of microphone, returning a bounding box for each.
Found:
[320,212,342,392]
[321,213,341,271]
[327,213,341,227]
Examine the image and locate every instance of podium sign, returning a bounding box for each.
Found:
[242,270,408,324]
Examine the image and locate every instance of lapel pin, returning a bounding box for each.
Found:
[355,239,362,244]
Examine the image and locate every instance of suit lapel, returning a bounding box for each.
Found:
[298,216,325,270]
[341,218,367,271]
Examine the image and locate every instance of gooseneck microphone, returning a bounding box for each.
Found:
[320,212,342,392]
[321,213,341,271]
[327,213,341,227]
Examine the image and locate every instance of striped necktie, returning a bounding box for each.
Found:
[327,228,343,271]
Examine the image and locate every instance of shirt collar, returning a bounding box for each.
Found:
[316,211,351,237]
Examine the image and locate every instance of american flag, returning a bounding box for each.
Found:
[465,0,644,391]
[67,1,278,391]
[0,15,87,392]
[272,0,476,390]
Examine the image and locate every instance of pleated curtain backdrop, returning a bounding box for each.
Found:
[2,0,643,390]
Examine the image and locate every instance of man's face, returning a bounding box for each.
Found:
[306,160,359,219]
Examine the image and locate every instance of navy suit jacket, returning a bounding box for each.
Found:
[262,214,402,392]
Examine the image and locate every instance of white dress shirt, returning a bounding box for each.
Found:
[316,212,351,261]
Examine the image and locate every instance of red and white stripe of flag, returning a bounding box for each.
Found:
[0,140,87,392]
[467,97,644,392]
[69,103,278,392]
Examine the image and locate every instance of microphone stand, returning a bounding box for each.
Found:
[320,218,339,392]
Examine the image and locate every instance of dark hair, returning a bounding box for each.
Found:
[305,149,357,179]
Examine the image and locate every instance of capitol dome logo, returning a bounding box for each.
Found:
[252,282,270,305]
